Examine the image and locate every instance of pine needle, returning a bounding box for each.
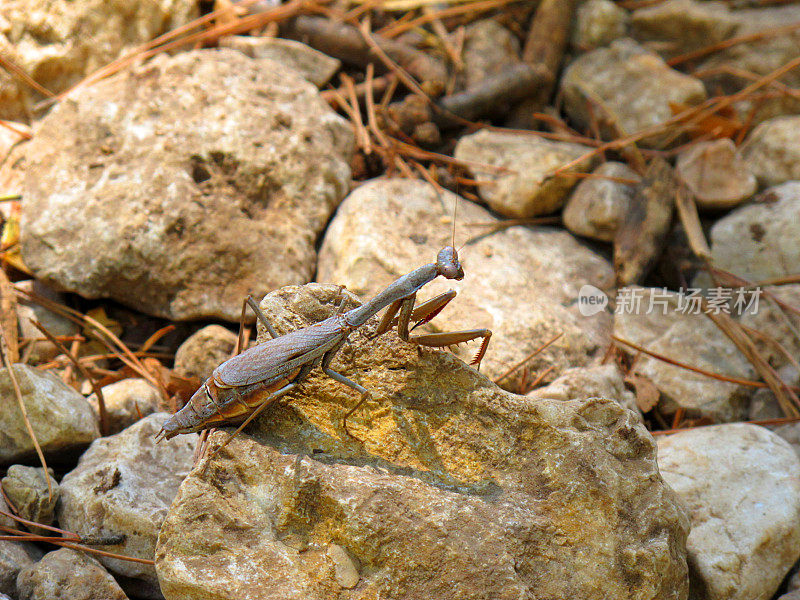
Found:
[0,327,54,502]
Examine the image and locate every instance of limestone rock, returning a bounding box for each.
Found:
[573,0,630,50]
[707,182,800,283]
[560,38,707,147]
[317,178,614,385]
[0,466,58,536]
[614,287,755,422]
[698,5,800,124]
[747,365,797,422]
[739,284,800,371]
[462,20,520,89]
[657,424,800,600]
[174,324,238,381]
[770,422,800,460]
[0,364,99,464]
[742,116,800,187]
[563,161,640,242]
[16,305,79,365]
[675,139,756,209]
[87,378,162,434]
[21,49,354,321]
[630,0,736,58]
[0,541,39,598]
[0,0,199,121]
[781,587,800,600]
[219,36,340,87]
[527,364,640,417]
[57,413,196,596]
[155,283,689,600]
[0,496,13,531]
[785,568,800,598]
[454,130,597,218]
[15,548,127,600]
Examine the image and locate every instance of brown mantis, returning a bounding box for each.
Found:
[156,246,491,447]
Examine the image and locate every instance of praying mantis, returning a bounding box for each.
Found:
[156,245,491,447]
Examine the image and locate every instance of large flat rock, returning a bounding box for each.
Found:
[21,49,354,321]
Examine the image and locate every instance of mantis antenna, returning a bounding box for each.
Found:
[451,193,458,249]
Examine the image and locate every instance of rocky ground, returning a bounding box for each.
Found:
[1,0,800,599]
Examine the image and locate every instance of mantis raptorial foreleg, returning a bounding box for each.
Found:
[375,290,492,366]
[343,290,492,437]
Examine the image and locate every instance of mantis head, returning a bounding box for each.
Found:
[436,246,464,281]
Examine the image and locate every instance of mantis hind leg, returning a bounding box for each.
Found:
[233,294,282,357]
[207,362,315,460]
[195,295,279,462]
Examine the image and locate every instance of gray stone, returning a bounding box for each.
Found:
[780,587,800,600]
[0,541,39,598]
[747,367,798,422]
[630,0,736,58]
[317,178,614,386]
[742,116,800,187]
[698,5,800,124]
[87,378,162,434]
[563,161,640,242]
[57,413,196,594]
[16,303,79,365]
[219,36,340,87]
[0,466,58,536]
[0,496,14,530]
[0,364,99,464]
[0,0,198,121]
[784,563,800,594]
[21,49,354,321]
[14,280,82,367]
[155,283,689,600]
[326,544,360,589]
[675,139,756,209]
[174,324,238,381]
[573,0,630,50]
[707,182,800,283]
[462,20,520,89]
[527,364,641,417]
[560,38,707,147]
[614,286,755,422]
[739,285,800,371]
[454,129,597,218]
[16,548,127,600]
[657,424,800,600]
[770,422,800,460]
